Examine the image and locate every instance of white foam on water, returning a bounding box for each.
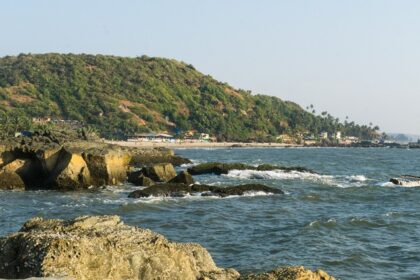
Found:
[242,191,275,197]
[180,159,203,168]
[380,181,420,188]
[225,169,333,181]
[380,182,396,187]
[345,175,368,182]
[225,169,370,188]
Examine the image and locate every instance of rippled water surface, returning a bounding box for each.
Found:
[1,147,420,279]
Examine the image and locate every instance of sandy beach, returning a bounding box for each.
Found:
[105,140,303,149]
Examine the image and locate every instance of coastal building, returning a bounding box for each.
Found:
[199,133,210,141]
[319,132,328,140]
[127,133,175,142]
[340,136,360,145]
[334,132,342,140]
[276,134,294,144]
[32,117,51,124]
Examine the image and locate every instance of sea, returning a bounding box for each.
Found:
[1,147,419,279]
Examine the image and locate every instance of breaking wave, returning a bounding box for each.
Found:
[224,169,369,188]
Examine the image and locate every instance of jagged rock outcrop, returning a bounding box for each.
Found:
[0,215,239,280]
[128,183,283,198]
[0,138,188,190]
[188,163,315,176]
[141,163,177,182]
[240,266,335,280]
[169,171,194,185]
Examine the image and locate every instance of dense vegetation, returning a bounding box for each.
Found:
[0,53,379,141]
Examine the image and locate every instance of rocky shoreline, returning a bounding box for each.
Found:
[0,135,339,279]
[0,135,189,191]
[0,215,335,280]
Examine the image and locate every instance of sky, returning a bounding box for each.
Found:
[1,0,420,134]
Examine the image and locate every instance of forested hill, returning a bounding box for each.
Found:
[0,53,378,141]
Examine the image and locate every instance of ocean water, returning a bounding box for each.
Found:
[1,147,420,279]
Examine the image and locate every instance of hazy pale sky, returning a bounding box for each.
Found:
[1,0,420,134]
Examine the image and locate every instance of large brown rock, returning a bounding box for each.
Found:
[0,159,43,190]
[240,266,335,280]
[0,215,239,280]
[82,147,131,186]
[0,159,27,190]
[142,163,177,182]
[46,152,91,190]
[35,145,63,175]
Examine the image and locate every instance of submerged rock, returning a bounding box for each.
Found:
[188,162,315,176]
[0,215,239,280]
[142,163,177,182]
[240,266,335,280]
[168,170,194,185]
[128,183,283,198]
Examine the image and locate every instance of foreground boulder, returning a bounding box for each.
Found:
[0,215,239,280]
[142,163,177,182]
[240,266,335,280]
[128,183,283,198]
[188,162,315,176]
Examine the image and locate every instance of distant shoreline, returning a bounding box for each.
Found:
[105,140,303,148]
[106,140,420,149]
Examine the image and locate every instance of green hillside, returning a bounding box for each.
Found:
[0,53,378,141]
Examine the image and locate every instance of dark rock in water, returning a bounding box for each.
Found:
[390,175,420,187]
[256,163,315,173]
[128,147,191,167]
[211,184,283,197]
[187,162,251,175]
[170,155,192,166]
[127,170,155,187]
[240,265,335,280]
[128,183,283,198]
[141,163,177,182]
[188,162,316,176]
[168,171,194,185]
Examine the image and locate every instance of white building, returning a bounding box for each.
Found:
[320,132,328,139]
